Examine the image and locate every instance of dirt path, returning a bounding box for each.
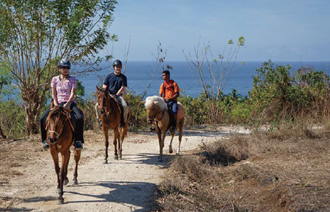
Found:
[0,127,247,212]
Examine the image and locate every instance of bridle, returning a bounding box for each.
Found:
[46,107,73,144]
[97,89,109,115]
[148,104,165,123]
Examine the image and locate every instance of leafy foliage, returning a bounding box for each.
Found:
[0,0,118,134]
[249,60,330,124]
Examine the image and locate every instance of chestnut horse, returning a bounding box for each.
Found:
[96,86,129,163]
[46,105,81,204]
[144,96,185,162]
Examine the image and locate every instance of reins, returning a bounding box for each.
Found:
[155,109,165,122]
[48,107,75,138]
[97,89,122,115]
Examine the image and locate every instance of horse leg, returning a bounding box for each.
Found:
[63,150,71,186]
[73,149,81,185]
[51,149,61,194]
[169,134,174,154]
[113,129,119,160]
[118,128,124,159]
[177,119,184,155]
[158,131,166,162]
[103,127,109,164]
[57,151,70,204]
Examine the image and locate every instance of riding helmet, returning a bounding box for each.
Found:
[113,60,122,67]
[58,58,71,68]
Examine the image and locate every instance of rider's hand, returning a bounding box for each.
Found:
[63,103,68,108]
[164,99,169,103]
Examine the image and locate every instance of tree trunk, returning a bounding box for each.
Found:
[24,102,41,135]
[0,124,6,139]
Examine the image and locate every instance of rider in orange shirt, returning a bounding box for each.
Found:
[159,70,180,133]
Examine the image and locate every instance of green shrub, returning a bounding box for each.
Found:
[0,99,26,137]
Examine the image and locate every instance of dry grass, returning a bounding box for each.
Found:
[156,123,330,211]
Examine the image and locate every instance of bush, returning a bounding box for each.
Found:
[0,99,26,137]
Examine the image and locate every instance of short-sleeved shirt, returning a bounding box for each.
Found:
[103,73,127,95]
[159,80,180,101]
[51,75,77,103]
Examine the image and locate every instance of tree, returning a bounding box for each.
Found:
[0,60,13,138]
[0,0,118,135]
[183,37,245,100]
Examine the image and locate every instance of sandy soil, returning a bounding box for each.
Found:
[0,126,249,212]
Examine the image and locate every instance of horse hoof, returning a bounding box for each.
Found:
[57,198,64,205]
[103,160,108,164]
[56,188,61,194]
[64,178,69,185]
[169,149,173,154]
[73,179,78,185]
[114,155,118,160]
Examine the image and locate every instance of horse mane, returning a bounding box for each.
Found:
[145,96,167,110]
[47,106,68,120]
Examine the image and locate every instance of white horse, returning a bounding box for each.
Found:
[144,96,185,161]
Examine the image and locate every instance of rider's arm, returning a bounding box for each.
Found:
[159,83,164,97]
[116,86,126,96]
[52,87,59,106]
[64,86,76,108]
[168,92,179,101]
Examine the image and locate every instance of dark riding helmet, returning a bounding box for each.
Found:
[58,58,71,68]
[113,60,122,67]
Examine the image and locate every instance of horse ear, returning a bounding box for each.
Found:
[96,86,100,91]
[45,120,49,130]
[153,101,159,105]
[140,101,146,104]
[50,99,54,109]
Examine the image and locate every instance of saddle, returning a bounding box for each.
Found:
[110,95,124,114]
[110,95,129,124]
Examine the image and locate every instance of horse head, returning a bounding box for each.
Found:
[46,106,70,145]
[96,86,110,115]
[145,96,167,124]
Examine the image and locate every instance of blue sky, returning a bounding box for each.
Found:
[103,0,330,62]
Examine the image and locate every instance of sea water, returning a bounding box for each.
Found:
[76,61,330,100]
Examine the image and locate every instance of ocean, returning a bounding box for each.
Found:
[76,61,330,100]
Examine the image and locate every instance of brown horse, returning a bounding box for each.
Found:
[144,96,185,162]
[96,86,129,163]
[46,105,81,204]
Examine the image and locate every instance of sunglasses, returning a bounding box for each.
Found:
[114,65,122,68]
[59,66,70,69]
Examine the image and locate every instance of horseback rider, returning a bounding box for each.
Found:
[159,70,180,133]
[40,58,84,150]
[102,59,128,127]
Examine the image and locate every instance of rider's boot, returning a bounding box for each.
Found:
[170,114,177,133]
[120,111,125,127]
[42,140,49,150]
[75,140,83,150]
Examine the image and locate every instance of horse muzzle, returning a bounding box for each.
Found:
[147,118,154,124]
[48,136,58,144]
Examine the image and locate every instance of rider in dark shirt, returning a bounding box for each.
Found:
[102,59,127,127]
